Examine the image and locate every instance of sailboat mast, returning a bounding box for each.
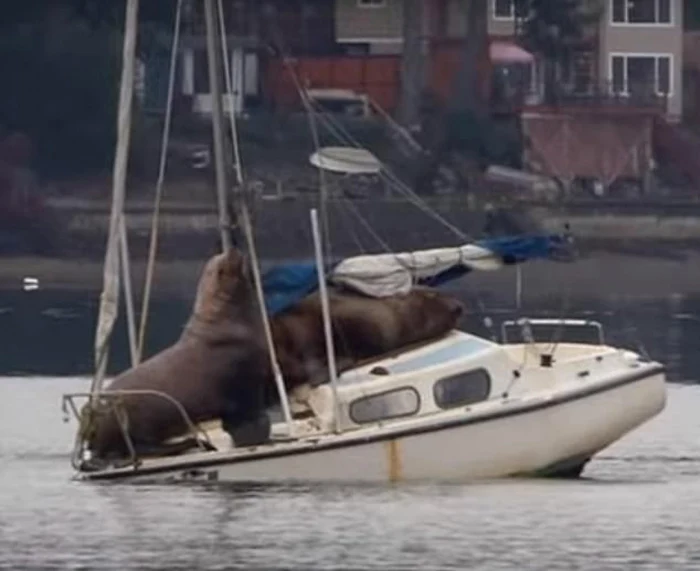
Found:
[90,0,140,401]
[206,0,294,431]
[203,0,232,252]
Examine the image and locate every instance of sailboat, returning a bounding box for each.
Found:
[60,0,666,484]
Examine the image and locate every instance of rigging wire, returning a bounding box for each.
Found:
[216,0,294,431]
[136,0,183,363]
[261,8,538,343]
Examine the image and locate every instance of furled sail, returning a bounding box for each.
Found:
[262,233,572,316]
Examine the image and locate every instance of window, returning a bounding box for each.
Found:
[493,0,528,20]
[611,0,672,24]
[433,369,492,410]
[349,388,420,424]
[357,0,386,8]
[610,54,672,97]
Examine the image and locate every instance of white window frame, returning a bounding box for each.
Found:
[357,0,386,9]
[610,0,673,27]
[492,0,521,21]
[608,52,674,97]
[493,0,513,20]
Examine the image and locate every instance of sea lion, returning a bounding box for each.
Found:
[84,248,269,460]
[264,286,464,403]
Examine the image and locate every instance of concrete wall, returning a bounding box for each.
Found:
[50,196,700,262]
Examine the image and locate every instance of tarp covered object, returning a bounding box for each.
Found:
[261,234,570,316]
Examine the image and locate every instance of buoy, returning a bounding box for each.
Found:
[23,277,39,291]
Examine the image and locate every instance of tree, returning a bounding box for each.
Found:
[0,0,178,178]
[686,0,700,30]
[412,0,490,193]
[451,0,489,115]
[397,0,427,130]
[514,0,601,104]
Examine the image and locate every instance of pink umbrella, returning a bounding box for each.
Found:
[490,41,534,64]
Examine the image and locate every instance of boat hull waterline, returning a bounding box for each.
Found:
[75,364,665,484]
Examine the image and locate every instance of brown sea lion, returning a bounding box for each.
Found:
[265,286,464,403]
[84,248,270,460]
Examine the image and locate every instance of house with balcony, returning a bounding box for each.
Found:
[328,0,687,193]
[333,0,684,120]
[152,1,683,119]
[142,0,692,192]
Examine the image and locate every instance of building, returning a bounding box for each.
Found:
[329,0,690,193]
[334,0,684,121]
[682,0,700,125]
[141,0,337,116]
[140,0,694,192]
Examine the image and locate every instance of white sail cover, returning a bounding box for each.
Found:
[329,244,503,297]
[262,235,566,315]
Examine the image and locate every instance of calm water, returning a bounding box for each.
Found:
[1,288,699,381]
[2,292,700,569]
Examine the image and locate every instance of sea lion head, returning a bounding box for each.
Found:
[192,248,253,323]
[401,287,464,332]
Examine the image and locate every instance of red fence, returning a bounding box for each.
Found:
[263,44,491,113]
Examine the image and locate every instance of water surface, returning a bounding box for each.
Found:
[1,377,699,570]
[2,293,700,569]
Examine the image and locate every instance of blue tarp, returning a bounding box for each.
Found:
[412,234,569,289]
[478,234,568,264]
[262,262,323,316]
[261,234,570,316]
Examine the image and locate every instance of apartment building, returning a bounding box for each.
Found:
[334,0,684,119]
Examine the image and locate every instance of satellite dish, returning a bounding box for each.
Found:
[309,146,382,175]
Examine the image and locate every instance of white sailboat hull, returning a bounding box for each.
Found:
[79,363,665,485]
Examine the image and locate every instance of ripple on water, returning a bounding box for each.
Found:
[1,380,700,570]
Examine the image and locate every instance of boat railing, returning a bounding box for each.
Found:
[62,389,215,472]
[501,318,605,346]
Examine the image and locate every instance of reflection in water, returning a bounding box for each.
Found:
[666,294,685,380]
[3,288,698,381]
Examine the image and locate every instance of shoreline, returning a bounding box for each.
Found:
[4,251,700,300]
[42,195,700,253]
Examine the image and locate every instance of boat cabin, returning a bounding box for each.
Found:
[195,324,634,452]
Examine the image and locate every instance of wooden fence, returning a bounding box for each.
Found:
[262,43,491,113]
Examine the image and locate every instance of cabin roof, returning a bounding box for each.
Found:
[338,330,497,385]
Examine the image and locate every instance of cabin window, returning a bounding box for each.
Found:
[349,388,420,424]
[433,369,492,409]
